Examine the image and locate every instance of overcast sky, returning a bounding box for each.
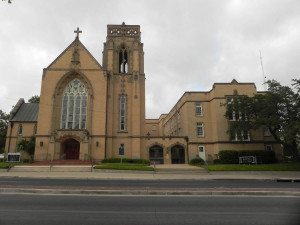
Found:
[1,0,299,118]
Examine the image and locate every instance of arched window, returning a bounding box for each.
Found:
[119,47,128,73]
[120,95,126,131]
[60,79,88,129]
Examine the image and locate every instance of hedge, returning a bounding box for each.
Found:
[101,158,150,165]
[218,150,276,164]
[189,158,205,165]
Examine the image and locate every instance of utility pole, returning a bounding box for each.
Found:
[260,50,267,91]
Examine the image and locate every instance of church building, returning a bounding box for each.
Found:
[5,23,281,164]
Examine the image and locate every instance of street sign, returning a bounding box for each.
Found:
[119,144,124,156]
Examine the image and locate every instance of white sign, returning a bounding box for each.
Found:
[7,153,21,162]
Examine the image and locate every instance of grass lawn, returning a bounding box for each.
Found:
[94,163,154,171]
[0,162,25,169]
[204,163,300,171]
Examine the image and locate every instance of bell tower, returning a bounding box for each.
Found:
[103,22,145,159]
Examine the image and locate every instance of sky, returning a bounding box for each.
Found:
[0,0,299,118]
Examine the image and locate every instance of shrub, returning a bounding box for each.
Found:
[219,150,239,164]
[219,150,276,164]
[101,158,150,165]
[23,158,34,163]
[189,158,205,165]
[213,159,222,164]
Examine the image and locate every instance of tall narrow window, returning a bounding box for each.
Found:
[60,79,88,129]
[120,95,126,131]
[18,124,23,135]
[195,103,203,116]
[119,47,128,73]
[33,125,37,135]
[197,122,204,137]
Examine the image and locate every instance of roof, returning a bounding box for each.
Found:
[10,103,39,122]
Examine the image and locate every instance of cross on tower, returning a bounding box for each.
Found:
[74,27,82,38]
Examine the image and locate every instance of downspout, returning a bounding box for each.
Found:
[7,122,13,154]
[104,72,109,159]
[185,136,189,163]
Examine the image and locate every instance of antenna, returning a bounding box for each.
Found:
[259,50,267,91]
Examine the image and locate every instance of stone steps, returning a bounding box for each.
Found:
[9,166,92,172]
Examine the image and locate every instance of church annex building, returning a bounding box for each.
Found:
[5,23,281,164]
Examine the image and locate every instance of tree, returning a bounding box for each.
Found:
[28,95,40,103]
[223,79,300,161]
[0,110,9,153]
[17,136,36,159]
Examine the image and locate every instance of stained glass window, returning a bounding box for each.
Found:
[60,79,88,129]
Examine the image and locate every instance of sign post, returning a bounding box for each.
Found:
[119,144,124,165]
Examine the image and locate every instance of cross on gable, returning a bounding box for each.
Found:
[74,27,82,38]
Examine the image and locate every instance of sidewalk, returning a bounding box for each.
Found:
[1,169,300,181]
[1,169,300,196]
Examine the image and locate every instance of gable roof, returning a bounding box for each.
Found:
[46,37,103,69]
[10,103,39,122]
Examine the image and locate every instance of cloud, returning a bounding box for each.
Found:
[0,0,299,118]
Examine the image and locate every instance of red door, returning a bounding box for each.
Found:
[64,139,80,160]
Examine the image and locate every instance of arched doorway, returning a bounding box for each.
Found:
[171,145,185,164]
[62,139,80,160]
[149,145,164,164]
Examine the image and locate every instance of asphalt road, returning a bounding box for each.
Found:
[1,177,300,189]
[0,194,299,225]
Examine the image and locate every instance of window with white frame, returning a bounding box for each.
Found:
[197,122,204,137]
[60,79,88,129]
[227,98,247,121]
[198,146,205,153]
[230,130,250,141]
[120,95,126,131]
[195,103,203,116]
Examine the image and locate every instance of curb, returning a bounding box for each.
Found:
[1,188,300,197]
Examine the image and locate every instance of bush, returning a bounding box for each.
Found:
[219,150,276,164]
[101,158,150,165]
[189,158,205,165]
[219,150,239,164]
[213,159,222,164]
[22,158,34,163]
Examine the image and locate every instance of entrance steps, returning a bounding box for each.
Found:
[9,165,92,172]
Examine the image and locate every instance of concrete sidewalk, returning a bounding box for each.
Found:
[1,169,300,196]
[1,169,300,181]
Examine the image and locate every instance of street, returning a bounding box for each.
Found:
[0,194,299,225]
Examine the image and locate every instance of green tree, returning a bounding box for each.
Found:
[223,79,300,161]
[28,95,40,103]
[0,110,9,153]
[17,136,36,159]
[2,0,12,3]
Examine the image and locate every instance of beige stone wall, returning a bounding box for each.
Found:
[5,122,37,154]
[35,38,107,161]
[156,80,282,163]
